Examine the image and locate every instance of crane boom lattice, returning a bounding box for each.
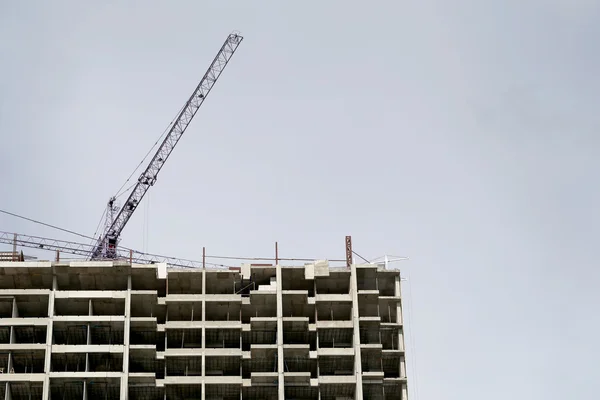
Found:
[0,230,223,269]
[91,33,243,259]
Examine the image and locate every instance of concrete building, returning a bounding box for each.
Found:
[0,259,407,399]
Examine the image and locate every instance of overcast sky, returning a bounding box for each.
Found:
[1,1,599,398]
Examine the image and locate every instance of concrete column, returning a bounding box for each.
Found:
[42,273,56,400]
[8,303,15,345]
[7,297,15,390]
[201,268,206,400]
[7,353,12,374]
[276,264,284,399]
[396,274,408,398]
[7,298,16,384]
[120,274,132,400]
[314,278,320,380]
[396,275,405,353]
[11,297,19,318]
[396,275,403,324]
[396,274,406,384]
[400,355,406,378]
[350,264,363,399]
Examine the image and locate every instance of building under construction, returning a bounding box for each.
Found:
[0,258,407,399]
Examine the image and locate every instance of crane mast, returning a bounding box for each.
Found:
[91,33,243,259]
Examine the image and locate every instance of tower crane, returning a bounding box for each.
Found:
[0,230,217,268]
[91,32,242,259]
[1,33,243,264]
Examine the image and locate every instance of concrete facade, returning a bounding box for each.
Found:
[0,260,408,399]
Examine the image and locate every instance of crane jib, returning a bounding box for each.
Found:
[90,33,243,260]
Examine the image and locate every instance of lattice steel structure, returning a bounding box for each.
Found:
[90,33,243,260]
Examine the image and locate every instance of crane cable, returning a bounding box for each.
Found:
[114,103,186,199]
[101,103,185,243]
[0,209,96,241]
[90,207,107,244]
[1,208,347,265]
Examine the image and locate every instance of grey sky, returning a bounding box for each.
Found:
[1,1,599,398]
